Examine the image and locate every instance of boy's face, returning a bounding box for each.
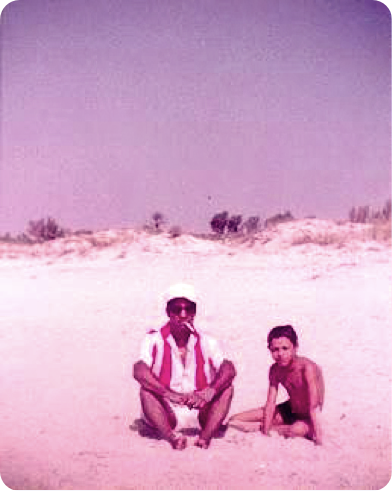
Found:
[269,336,297,367]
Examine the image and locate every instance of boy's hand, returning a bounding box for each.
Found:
[313,436,322,446]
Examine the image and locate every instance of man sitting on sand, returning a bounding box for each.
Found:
[228,325,324,445]
[133,283,236,450]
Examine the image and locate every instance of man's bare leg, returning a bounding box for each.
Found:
[196,386,234,448]
[140,388,187,450]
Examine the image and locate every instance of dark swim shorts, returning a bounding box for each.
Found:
[277,400,298,425]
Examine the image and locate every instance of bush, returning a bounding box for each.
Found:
[349,205,370,223]
[382,199,391,221]
[242,216,260,234]
[151,212,165,232]
[0,233,14,243]
[27,217,65,242]
[370,220,391,241]
[210,211,229,235]
[349,200,391,223]
[16,233,34,244]
[169,225,182,238]
[227,214,242,234]
[264,211,294,228]
[291,231,344,247]
[74,229,94,236]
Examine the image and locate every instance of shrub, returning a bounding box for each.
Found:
[16,233,34,244]
[169,225,182,238]
[349,205,370,223]
[264,211,294,228]
[291,231,344,247]
[152,212,165,232]
[0,233,14,243]
[349,200,391,223]
[227,214,242,234]
[74,229,94,236]
[370,220,391,241]
[242,216,260,234]
[382,199,391,221]
[27,217,65,242]
[210,211,229,235]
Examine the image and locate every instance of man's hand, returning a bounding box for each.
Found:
[186,387,217,410]
[165,390,189,406]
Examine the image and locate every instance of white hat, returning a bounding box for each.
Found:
[165,283,197,304]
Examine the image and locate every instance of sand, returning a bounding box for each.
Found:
[0,221,391,489]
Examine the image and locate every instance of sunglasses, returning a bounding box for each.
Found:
[169,304,196,315]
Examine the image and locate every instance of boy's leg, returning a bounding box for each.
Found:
[140,388,187,450]
[196,385,234,448]
[227,403,294,433]
[271,401,311,439]
[227,407,264,432]
[272,420,310,439]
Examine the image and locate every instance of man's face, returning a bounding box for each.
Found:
[269,337,297,367]
[167,297,196,327]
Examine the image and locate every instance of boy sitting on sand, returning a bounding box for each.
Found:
[227,325,324,445]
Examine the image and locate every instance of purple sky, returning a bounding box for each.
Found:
[0,0,391,234]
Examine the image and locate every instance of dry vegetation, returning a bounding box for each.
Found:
[0,218,390,261]
[291,221,391,247]
[0,202,390,260]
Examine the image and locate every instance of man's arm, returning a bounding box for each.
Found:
[304,362,323,445]
[186,359,236,409]
[133,360,188,405]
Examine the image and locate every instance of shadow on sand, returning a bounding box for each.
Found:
[129,418,227,441]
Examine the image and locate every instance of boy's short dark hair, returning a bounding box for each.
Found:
[267,325,298,348]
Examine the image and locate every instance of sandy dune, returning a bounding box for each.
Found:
[0,220,391,489]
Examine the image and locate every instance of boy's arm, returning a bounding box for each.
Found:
[262,366,279,435]
[304,362,323,445]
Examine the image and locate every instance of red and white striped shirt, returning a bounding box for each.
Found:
[140,323,225,393]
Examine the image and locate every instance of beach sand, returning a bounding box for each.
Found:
[0,220,391,489]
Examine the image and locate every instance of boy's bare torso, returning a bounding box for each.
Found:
[270,356,324,418]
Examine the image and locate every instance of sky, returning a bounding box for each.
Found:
[0,0,391,234]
